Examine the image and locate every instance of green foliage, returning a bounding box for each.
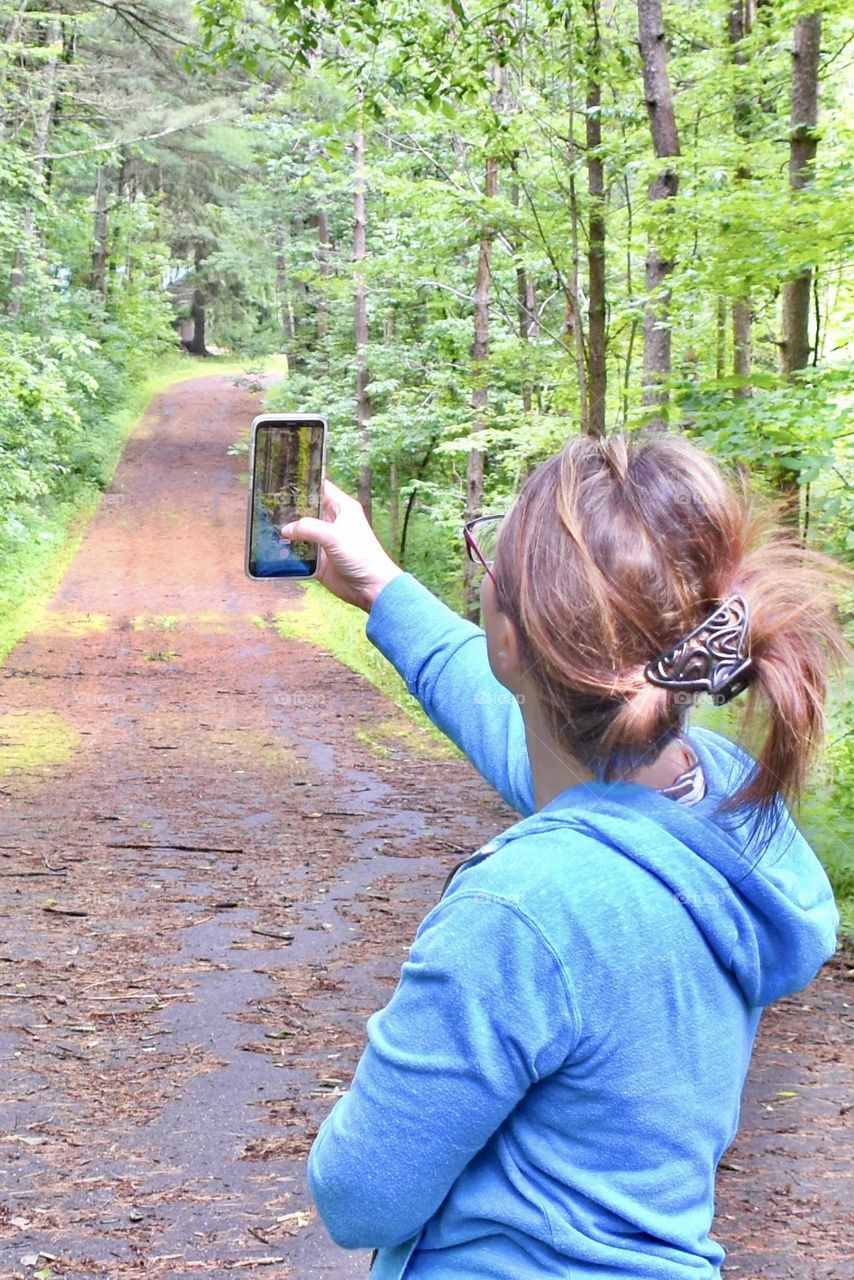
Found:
[800,691,854,938]
[0,0,265,645]
[272,579,457,754]
[0,352,191,664]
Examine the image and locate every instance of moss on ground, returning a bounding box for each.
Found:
[30,610,111,637]
[356,719,454,761]
[0,710,80,774]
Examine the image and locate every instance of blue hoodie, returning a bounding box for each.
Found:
[307,573,838,1279]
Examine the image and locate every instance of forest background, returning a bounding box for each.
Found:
[1,0,852,926]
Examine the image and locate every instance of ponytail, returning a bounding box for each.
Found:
[494,432,852,832]
[722,533,851,815]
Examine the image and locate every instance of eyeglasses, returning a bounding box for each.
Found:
[463,514,503,586]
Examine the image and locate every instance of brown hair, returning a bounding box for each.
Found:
[493,431,851,827]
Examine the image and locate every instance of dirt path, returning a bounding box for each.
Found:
[0,375,851,1280]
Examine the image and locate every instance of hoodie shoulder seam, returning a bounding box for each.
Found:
[432,889,583,1058]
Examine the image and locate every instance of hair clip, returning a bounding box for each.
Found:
[644,595,753,706]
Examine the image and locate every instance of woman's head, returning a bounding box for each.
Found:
[489,431,850,820]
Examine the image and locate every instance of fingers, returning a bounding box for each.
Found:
[280,515,338,547]
[283,480,366,539]
[320,478,342,521]
[321,478,364,520]
[322,478,352,502]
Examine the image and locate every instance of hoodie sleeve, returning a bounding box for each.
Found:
[307,890,579,1250]
[365,572,534,816]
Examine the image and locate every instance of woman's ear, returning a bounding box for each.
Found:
[482,577,524,693]
[492,611,523,682]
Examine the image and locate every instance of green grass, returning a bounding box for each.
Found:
[187,352,289,380]
[814,838,854,940]
[271,581,457,757]
[0,351,286,665]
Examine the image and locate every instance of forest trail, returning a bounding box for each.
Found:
[0,374,851,1280]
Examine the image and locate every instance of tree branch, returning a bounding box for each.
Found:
[37,113,230,160]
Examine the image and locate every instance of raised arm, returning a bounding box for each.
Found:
[365,572,534,815]
[281,480,534,816]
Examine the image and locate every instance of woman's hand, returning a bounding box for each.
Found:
[280,479,403,613]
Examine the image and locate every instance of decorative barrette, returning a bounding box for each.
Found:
[644,594,753,707]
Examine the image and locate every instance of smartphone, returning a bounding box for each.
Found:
[245,414,327,579]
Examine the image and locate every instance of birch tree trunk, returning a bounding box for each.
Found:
[777,10,821,525]
[637,0,680,423]
[353,104,372,524]
[781,12,820,377]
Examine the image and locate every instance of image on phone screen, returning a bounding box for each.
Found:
[247,419,325,578]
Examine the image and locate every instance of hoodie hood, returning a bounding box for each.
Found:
[479,727,838,1008]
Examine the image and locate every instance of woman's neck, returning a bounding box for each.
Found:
[521,692,693,811]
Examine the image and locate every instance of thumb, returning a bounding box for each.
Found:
[280,516,336,547]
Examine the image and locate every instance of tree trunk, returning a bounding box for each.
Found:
[389,456,399,552]
[317,207,331,342]
[43,19,76,195]
[354,105,372,524]
[384,304,398,547]
[715,296,726,381]
[275,224,294,343]
[511,168,534,413]
[463,151,498,622]
[518,273,535,414]
[525,278,538,342]
[586,0,606,437]
[565,44,589,432]
[188,289,208,355]
[620,172,638,427]
[90,165,110,299]
[463,59,501,624]
[732,299,752,391]
[781,12,820,377]
[110,149,134,293]
[777,11,821,526]
[186,242,209,356]
[566,169,589,430]
[0,11,24,143]
[2,6,26,51]
[729,0,753,396]
[637,0,680,423]
[8,17,62,317]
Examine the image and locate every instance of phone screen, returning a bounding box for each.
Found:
[247,418,325,579]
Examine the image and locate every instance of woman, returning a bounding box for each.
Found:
[280,432,847,1279]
